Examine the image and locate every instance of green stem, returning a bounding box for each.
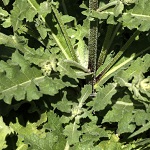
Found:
[88,0,98,89]
[96,30,140,84]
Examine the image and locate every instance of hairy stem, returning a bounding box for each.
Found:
[88,0,98,90]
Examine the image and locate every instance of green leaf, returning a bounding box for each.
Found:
[70,85,92,122]
[14,113,47,150]
[115,54,150,82]
[73,141,98,150]
[129,121,150,138]
[122,0,138,5]
[73,19,89,68]
[81,122,108,144]
[2,17,11,28]
[114,1,124,17]
[98,134,123,150]
[117,112,135,134]
[39,1,52,17]
[61,15,75,24]
[57,61,78,79]
[92,0,150,31]
[52,92,72,113]
[0,116,13,149]
[0,51,42,103]
[63,85,92,145]
[24,48,54,66]
[134,109,148,126]
[0,7,9,17]
[78,84,92,104]
[95,33,150,87]
[25,133,59,150]
[35,18,49,39]
[0,51,75,104]
[0,33,32,53]
[2,0,10,6]
[102,95,134,123]
[64,123,81,145]
[50,3,78,62]
[10,112,66,150]
[89,83,117,111]
[114,54,150,102]
[37,77,68,95]
[10,0,37,31]
[44,111,63,133]
[42,111,66,150]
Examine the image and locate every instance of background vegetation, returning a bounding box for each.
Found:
[0,0,150,149]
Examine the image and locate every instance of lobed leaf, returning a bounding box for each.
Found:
[102,95,134,123]
[92,0,150,31]
[10,111,66,150]
[10,0,37,31]
[129,121,150,138]
[114,54,150,102]
[81,122,108,145]
[0,51,77,104]
[88,83,117,111]
[117,112,135,134]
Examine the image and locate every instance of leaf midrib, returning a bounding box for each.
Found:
[1,76,44,93]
